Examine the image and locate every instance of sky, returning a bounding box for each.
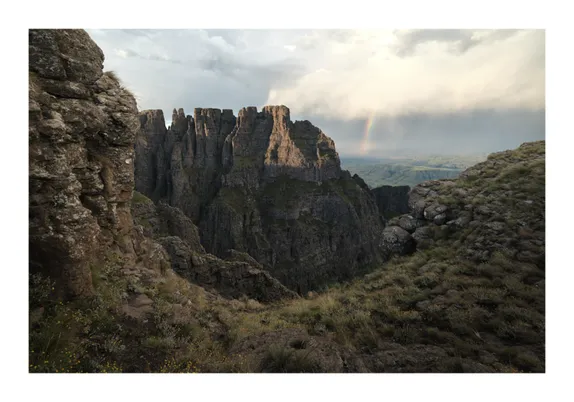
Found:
[86,29,545,158]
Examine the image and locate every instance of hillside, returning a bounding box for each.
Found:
[31,139,545,372]
[28,29,545,374]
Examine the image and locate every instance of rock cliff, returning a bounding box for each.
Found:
[372,185,411,220]
[28,29,545,374]
[135,105,386,293]
[29,29,293,303]
[131,192,297,301]
[29,29,170,299]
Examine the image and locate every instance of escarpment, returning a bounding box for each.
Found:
[28,29,291,303]
[135,105,386,293]
[28,29,546,375]
[29,29,171,299]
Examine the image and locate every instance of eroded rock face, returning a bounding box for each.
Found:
[135,107,235,221]
[131,192,296,301]
[29,29,169,299]
[372,185,411,220]
[381,226,416,256]
[134,105,385,293]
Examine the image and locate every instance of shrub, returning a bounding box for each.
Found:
[259,345,319,373]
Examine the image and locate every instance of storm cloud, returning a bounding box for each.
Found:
[86,29,545,157]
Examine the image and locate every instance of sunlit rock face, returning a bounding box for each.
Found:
[135,105,387,293]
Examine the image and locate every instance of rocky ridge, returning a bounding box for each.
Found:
[29,29,545,374]
[131,193,296,301]
[29,29,170,299]
[384,141,545,268]
[135,105,386,293]
[29,29,297,303]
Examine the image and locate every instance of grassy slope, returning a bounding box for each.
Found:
[29,142,545,373]
[223,141,545,372]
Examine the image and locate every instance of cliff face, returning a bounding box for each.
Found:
[131,192,297,302]
[28,30,545,374]
[372,185,411,220]
[135,105,385,293]
[135,108,235,221]
[29,29,291,303]
[29,29,170,299]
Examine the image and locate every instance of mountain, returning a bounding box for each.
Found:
[134,105,387,293]
[28,29,545,374]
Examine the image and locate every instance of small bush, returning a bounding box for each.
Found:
[259,345,319,373]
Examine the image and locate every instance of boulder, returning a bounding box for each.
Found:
[381,226,416,256]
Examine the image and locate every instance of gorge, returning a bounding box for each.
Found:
[28,29,545,374]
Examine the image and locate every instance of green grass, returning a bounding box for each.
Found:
[132,191,153,205]
[259,344,320,373]
[30,141,544,373]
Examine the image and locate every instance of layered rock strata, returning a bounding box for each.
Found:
[135,106,386,293]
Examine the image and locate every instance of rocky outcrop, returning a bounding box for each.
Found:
[221,106,341,188]
[384,141,545,267]
[134,105,385,293]
[29,29,170,299]
[381,226,416,256]
[157,236,296,302]
[372,185,411,220]
[131,193,205,253]
[135,107,235,221]
[131,192,297,301]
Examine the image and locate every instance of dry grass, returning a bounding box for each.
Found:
[29,141,544,373]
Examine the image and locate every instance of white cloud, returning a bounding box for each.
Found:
[265,29,545,120]
[114,48,129,58]
[89,29,544,123]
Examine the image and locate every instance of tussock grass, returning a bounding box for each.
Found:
[103,70,136,98]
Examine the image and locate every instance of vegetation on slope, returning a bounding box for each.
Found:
[29,142,544,373]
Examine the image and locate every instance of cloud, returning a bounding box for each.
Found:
[85,29,545,157]
[87,29,307,112]
[265,29,544,120]
[392,29,523,57]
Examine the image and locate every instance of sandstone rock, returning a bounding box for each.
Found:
[433,213,447,225]
[134,105,386,294]
[29,29,155,299]
[157,236,297,302]
[381,226,416,256]
[423,203,448,221]
[387,215,424,233]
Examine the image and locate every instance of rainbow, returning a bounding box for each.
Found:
[359,111,376,155]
